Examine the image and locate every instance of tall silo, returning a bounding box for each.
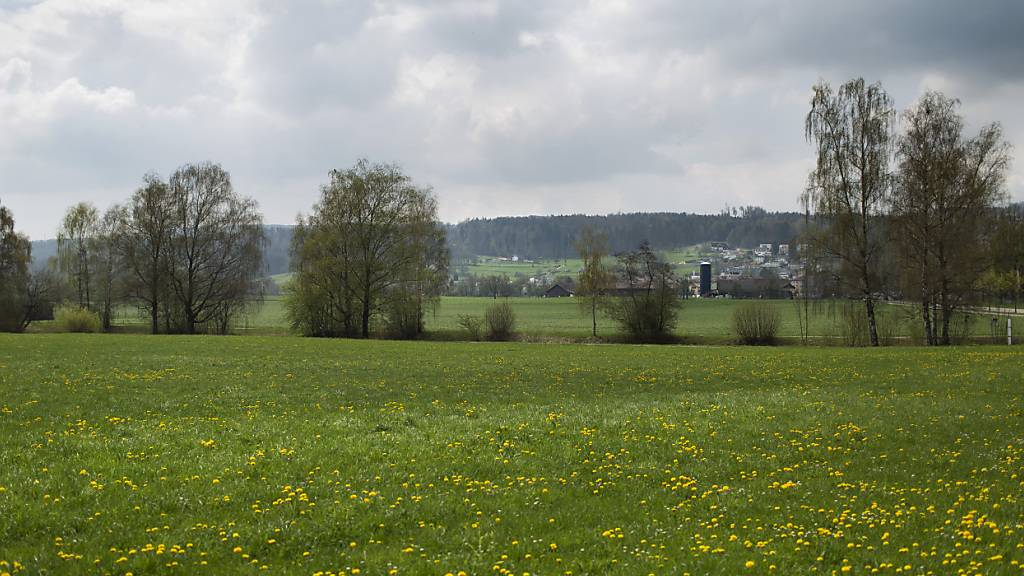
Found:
[700,261,712,297]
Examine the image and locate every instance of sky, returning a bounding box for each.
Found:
[1,0,1023,239]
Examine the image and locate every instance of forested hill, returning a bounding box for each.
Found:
[30,210,807,276]
[446,210,806,261]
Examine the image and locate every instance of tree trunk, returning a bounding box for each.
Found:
[591,298,597,337]
[102,298,112,332]
[150,303,159,335]
[361,288,371,338]
[921,298,933,346]
[940,292,951,346]
[865,296,879,346]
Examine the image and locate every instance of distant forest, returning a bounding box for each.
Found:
[446,208,806,262]
[31,209,807,276]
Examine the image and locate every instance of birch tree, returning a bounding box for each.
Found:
[805,78,894,346]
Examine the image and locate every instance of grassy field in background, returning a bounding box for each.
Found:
[1,335,1022,574]
[455,247,709,279]
[235,296,1024,343]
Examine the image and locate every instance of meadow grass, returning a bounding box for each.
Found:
[239,296,1024,343]
[1,334,1022,575]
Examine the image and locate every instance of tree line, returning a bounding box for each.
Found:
[3,80,1022,344]
[1,162,265,334]
[447,210,805,262]
[803,79,1020,346]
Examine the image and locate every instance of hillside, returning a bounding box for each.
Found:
[29,210,806,275]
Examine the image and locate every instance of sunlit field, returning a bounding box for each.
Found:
[1,334,1022,575]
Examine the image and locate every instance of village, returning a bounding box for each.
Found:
[453,241,804,300]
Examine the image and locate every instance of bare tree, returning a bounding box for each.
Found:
[804,78,895,346]
[601,241,680,342]
[574,226,613,337]
[57,202,99,310]
[120,174,173,334]
[893,92,1011,344]
[165,162,265,334]
[288,159,448,339]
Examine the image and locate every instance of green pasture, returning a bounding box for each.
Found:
[234,296,1023,344]
[0,335,1021,574]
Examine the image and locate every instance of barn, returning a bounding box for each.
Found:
[544,283,573,298]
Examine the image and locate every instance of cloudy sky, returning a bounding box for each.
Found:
[2,0,1023,239]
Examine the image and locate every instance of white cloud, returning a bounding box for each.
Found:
[0,0,1022,239]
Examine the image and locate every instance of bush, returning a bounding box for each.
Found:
[600,243,680,343]
[385,292,425,340]
[456,314,484,341]
[732,301,781,345]
[55,306,101,333]
[485,301,516,341]
[838,301,870,347]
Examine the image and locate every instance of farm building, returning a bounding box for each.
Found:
[544,283,574,298]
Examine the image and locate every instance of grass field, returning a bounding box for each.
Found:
[457,247,710,280]
[235,296,1024,344]
[1,335,1022,574]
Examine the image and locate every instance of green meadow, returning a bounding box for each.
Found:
[1,335,1022,575]
[232,296,1022,344]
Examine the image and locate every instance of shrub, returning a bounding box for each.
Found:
[732,301,781,345]
[385,292,425,340]
[485,301,516,341]
[600,242,680,342]
[456,314,484,341]
[55,306,101,333]
[838,301,870,347]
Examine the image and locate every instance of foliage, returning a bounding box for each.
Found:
[57,202,99,310]
[455,314,484,341]
[484,301,516,340]
[1,335,1023,574]
[118,173,173,334]
[53,306,101,333]
[892,91,1011,344]
[804,78,895,346]
[164,162,266,334]
[732,301,781,345]
[601,242,680,342]
[574,226,613,337]
[447,210,807,261]
[0,202,32,332]
[287,159,448,338]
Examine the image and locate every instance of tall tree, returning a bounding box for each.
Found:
[0,201,32,332]
[93,205,127,331]
[57,202,99,309]
[893,92,1011,344]
[165,162,265,334]
[121,174,173,334]
[990,205,1024,311]
[288,159,448,339]
[574,226,612,337]
[804,78,895,346]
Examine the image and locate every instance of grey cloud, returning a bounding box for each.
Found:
[1,0,1022,240]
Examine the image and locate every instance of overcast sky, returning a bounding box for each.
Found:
[2,0,1023,239]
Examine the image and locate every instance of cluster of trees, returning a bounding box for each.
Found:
[0,163,266,334]
[286,160,449,339]
[804,79,1016,346]
[573,229,681,342]
[448,211,804,262]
